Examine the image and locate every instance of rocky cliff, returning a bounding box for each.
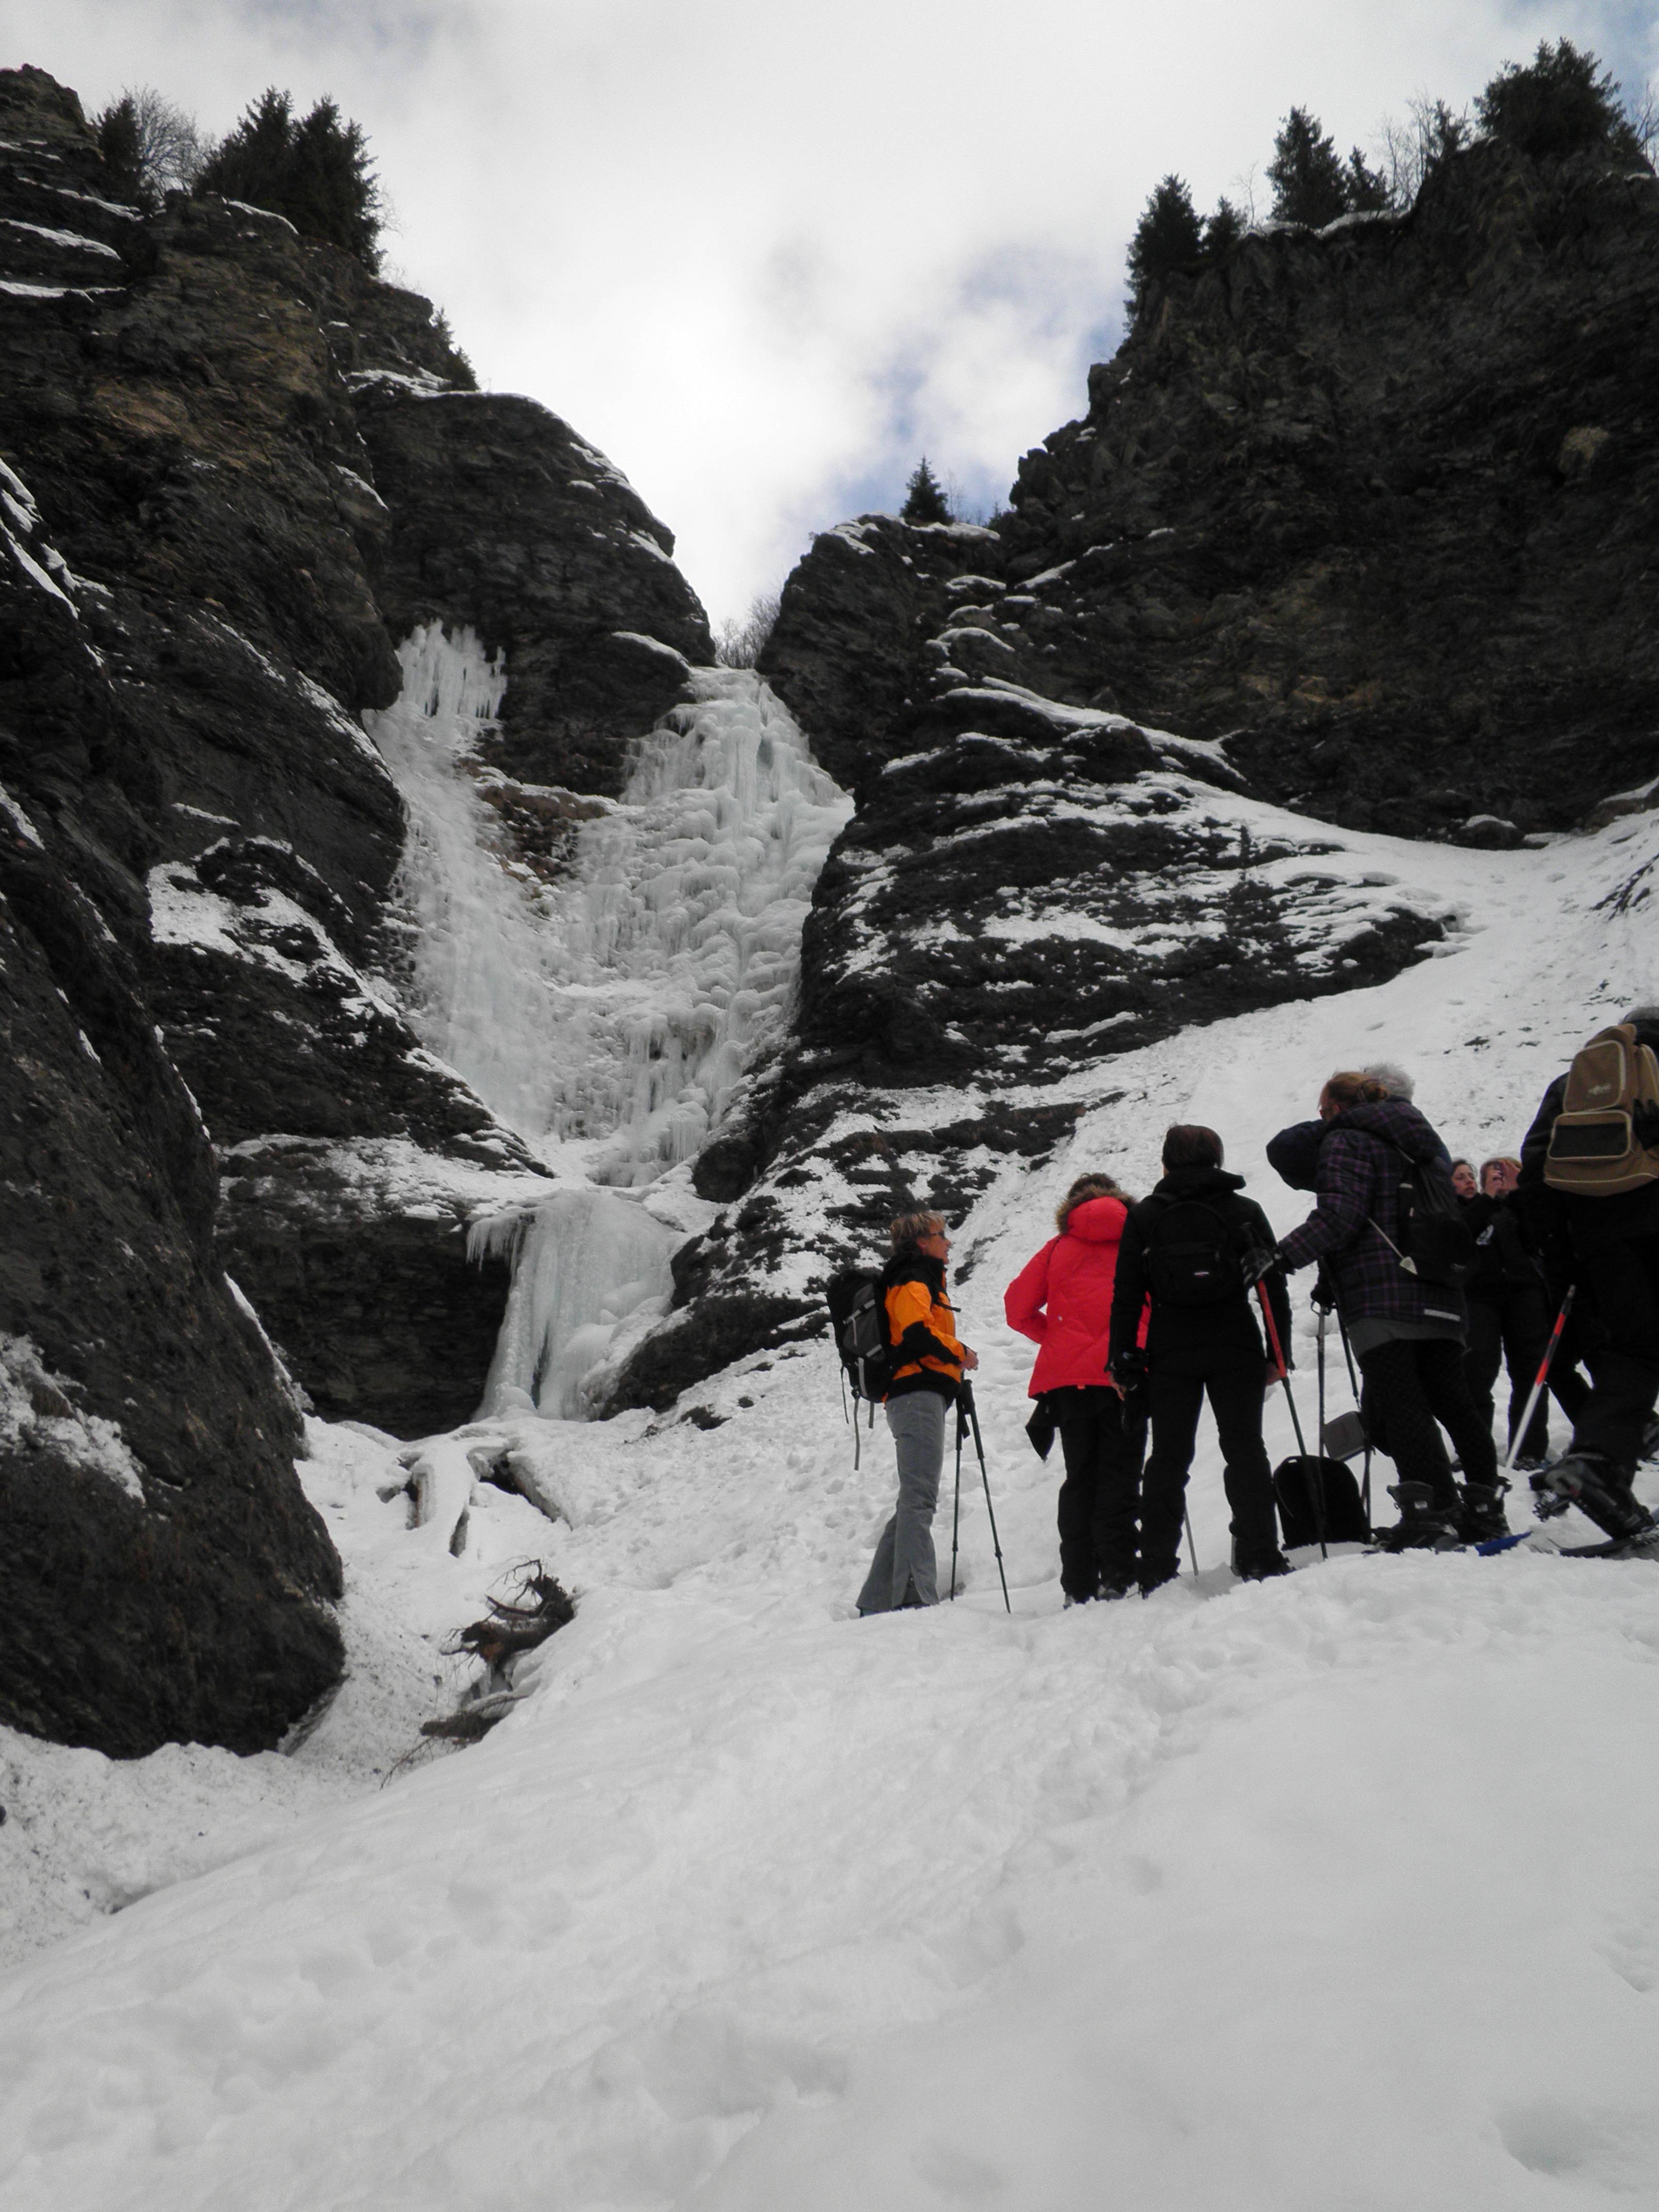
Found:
[0,67,712,1753]
[762,135,1659,841]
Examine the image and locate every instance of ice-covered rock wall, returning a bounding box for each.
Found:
[367,625,852,1416]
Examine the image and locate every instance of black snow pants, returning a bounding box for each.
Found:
[1567,1233,1659,1475]
[1358,1336,1498,1499]
[1050,1385,1146,1598]
[1465,1286,1551,1461]
[1141,1349,1278,1587]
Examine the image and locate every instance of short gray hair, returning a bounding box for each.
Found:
[1361,1061,1414,1101]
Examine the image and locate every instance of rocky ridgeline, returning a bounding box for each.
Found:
[0,67,710,1753]
[762,137,1659,841]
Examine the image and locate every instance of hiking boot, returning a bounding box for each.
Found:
[1236,1551,1292,1582]
[1538,1453,1658,1544]
[1512,1455,1546,1476]
[1097,1577,1135,1602]
[1457,1482,1510,1544]
[1371,1482,1462,1553]
[1139,1564,1179,1597]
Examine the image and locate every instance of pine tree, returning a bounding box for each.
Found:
[1476,39,1644,165]
[196,89,385,268]
[1126,174,1203,316]
[1201,196,1245,261]
[1343,148,1392,213]
[902,459,953,526]
[1267,108,1350,227]
[95,96,144,205]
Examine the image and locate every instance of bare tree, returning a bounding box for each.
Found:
[714,591,781,669]
[95,86,204,205]
[1371,93,1470,208]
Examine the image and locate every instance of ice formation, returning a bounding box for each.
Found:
[366,624,851,1416]
[469,1191,679,1420]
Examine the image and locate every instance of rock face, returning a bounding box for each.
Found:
[763,137,1659,839]
[0,68,716,1751]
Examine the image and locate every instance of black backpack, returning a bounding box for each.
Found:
[826,1268,894,1405]
[1379,1147,1474,1289]
[1144,1198,1245,1306]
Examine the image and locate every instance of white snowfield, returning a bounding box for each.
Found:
[5,780,1659,2204]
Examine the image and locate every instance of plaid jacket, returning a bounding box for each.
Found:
[1277,1099,1466,1329]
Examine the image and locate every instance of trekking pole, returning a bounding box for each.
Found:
[961,1382,1012,1613]
[1503,1286,1575,1477]
[1256,1280,1326,1559]
[950,1400,965,1601]
[1332,1297,1372,1531]
[1184,1507,1199,1575]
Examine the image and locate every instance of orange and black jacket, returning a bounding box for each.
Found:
[883,1248,965,1402]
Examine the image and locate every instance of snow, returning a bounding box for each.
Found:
[0,278,117,299]
[0,1335,145,1504]
[8,703,1659,2203]
[0,782,44,847]
[0,217,120,257]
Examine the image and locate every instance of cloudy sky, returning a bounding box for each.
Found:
[14,1,1657,625]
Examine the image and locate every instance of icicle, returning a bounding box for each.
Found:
[470,1191,678,1420]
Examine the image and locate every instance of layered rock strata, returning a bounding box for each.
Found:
[762,136,1659,838]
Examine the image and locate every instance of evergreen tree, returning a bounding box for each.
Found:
[902,458,953,525]
[95,96,144,205]
[196,89,385,268]
[1126,174,1203,316]
[1201,196,1245,261]
[1267,107,1349,226]
[1343,148,1393,212]
[1476,39,1644,164]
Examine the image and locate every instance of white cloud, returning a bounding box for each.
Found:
[15,0,1651,621]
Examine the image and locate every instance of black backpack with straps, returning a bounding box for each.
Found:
[1144,1197,1247,1306]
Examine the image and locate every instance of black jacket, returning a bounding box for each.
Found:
[1462,1192,1542,1298]
[1108,1166,1291,1376]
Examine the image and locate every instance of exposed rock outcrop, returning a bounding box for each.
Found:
[763,137,1659,839]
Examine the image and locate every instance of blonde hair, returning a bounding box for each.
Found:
[889,1210,945,1251]
[1321,1070,1389,1113]
[1055,1172,1130,1232]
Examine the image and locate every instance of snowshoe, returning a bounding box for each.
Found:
[1535,1451,1658,1544]
[1369,1482,1462,1553]
[1457,1482,1511,1544]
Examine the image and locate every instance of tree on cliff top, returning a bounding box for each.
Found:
[1476,39,1647,165]
[1126,174,1204,315]
[94,87,203,208]
[902,459,953,525]
[196,89,384,268]
[1267,108,1352,226]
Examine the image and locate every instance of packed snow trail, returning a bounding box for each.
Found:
[5,812,1659,2205]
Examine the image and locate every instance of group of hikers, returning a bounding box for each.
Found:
[847,1011,1659,1613]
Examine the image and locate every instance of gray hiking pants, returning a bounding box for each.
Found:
[857,1388,948,1612]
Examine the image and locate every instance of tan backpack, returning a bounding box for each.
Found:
[1543,1023,1659,1196]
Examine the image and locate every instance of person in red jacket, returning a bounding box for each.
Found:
[1005,1173,1147,1602]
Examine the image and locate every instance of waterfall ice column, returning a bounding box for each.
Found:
[364,626,852,1416]
[365,628,851,1176]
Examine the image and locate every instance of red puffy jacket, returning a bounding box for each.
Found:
[1004,1195,1136,1395]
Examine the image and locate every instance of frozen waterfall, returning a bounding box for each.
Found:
[365,622,851,1418]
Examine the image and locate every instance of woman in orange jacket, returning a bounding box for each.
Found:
[856,1210,978,1614]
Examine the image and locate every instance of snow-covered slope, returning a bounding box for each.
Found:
[4,809,1659,2209]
